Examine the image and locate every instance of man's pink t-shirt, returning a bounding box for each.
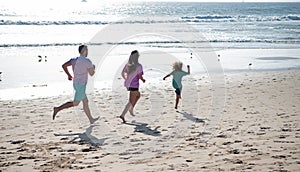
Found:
[69,56,93,85]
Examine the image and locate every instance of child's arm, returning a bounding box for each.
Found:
[139,75,146,83]
[163,74,171,80]
[62,61,73,81]
[187,65,190,74]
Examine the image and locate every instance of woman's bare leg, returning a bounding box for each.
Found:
[129,91,140,116]
[120,92,134,123]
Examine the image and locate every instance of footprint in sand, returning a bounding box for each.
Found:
[10,140,25,144]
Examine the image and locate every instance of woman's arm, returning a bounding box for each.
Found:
[121,72,127,80]
[139,75,146,83]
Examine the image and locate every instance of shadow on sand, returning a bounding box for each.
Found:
[54,125,107,146]
[177,111,205,123]
[124,121,161,136]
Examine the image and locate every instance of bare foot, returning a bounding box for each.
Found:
[119,116,126,123]
[53,107,58,120]
[90,116,100,124]
[129,109,135,116]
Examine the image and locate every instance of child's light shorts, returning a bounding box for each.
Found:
[73,84,87,101]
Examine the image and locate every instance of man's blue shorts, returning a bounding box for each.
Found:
[73,84,87,101]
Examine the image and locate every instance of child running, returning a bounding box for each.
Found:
[53,45,99,124]
[119,50,146,123]
[163,62,190,109]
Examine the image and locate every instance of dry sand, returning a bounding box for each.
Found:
[0,69,299,172]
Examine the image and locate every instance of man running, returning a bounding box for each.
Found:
[53,45,99,124]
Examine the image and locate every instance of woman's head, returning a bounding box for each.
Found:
[173,61,183,71]
[128,50,139,64]
[127,50,140,74]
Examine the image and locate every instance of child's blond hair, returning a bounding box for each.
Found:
[173,61,183,71]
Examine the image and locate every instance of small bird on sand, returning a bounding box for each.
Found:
[248,63,252,70]
[38,55,42,62]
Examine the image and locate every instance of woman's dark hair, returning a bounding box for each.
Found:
[127,50,139,74]
[78,45,87,53]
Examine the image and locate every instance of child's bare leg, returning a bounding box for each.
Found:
[175,94,180,109]
[53,101,76,120]
[82,98,99,124]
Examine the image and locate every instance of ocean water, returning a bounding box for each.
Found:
[0,1,300,99]
[1,1,300,48]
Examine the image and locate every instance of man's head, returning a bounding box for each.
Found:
[79,45,88,57]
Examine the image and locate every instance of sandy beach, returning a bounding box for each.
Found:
[1,1,300,171]
[0,69,299,171]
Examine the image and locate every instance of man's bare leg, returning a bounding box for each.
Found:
[53,101,75,120]
[82,98,99,124]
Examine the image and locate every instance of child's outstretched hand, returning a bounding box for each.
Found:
[163,74,170,80]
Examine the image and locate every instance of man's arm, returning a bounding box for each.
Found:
[62,61,73,81]
[88,64,95,76]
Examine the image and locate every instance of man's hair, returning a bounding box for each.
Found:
[78,45,87,53]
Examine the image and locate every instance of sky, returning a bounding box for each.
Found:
[134,0,300,1]
[1,0,300,3]
[1,0,299,11]
[144,0,299,1]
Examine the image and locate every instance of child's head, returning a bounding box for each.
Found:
[173,61,183,71]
